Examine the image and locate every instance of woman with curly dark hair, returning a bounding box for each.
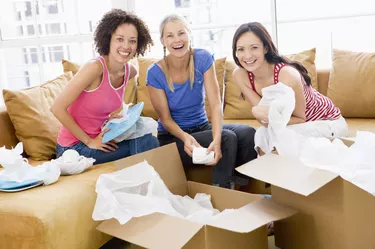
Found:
[51,9,158,164]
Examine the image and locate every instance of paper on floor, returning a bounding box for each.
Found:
[92,160,237,225]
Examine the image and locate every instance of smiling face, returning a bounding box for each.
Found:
[235,31,268,72]
[161,21,190,58]
[108,23,138,65]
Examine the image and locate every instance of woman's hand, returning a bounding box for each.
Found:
[86,128,119,152]
[206,139,222,166]
[252,105,270,127]
[183,132,201,157]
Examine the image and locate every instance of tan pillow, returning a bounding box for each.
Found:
[137,58,159,120]
[286,48,318,91]
[223,48,317,120]
[62,58,138,104]
[223,60,254,119]
[3,72,73,160]
[205,57,227,120]
[327,49,375,118]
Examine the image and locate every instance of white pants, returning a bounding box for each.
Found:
[287,116,348,139]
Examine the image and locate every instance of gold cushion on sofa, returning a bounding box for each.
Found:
[0,161,115,249]
[205,57,226,120]
[137,58,159,120]
[3,72,73,160]
[285,48,318,91]
[223,48,317,120]
[327,49,375,118]
[223,60,254,119]
[62,58,138,104]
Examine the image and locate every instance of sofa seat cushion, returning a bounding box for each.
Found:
[223,119,261,129]
[0,162,116,249]
[346,118,375,137]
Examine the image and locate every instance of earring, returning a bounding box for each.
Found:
[163,46,166,58]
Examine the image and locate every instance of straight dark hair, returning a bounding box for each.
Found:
[232,22,311,86]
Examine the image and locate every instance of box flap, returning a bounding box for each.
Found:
[236,154,339,196]
[97,213,204,249]
[207,198,296,233]
[115,143,188,196]
[339,137,355,147]
[187,181,263,211]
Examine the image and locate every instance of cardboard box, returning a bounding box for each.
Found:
[96,143,296,249]
[237,138,375,249]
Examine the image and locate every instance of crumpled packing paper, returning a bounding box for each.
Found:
[255,82,375,195]
[92,160,236,225]
[0,143,96,185]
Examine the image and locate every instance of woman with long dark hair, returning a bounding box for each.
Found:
[232,22,348,138]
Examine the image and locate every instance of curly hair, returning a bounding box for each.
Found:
[94,9,153,57]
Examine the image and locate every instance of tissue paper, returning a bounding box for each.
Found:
[92,161,235,225]
[0,143,60,186]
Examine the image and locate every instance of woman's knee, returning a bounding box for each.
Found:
[221,130,237,150]
[236,125,256,140]
[143,134,160,149]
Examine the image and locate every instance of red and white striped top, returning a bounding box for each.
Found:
[248,62,341,121]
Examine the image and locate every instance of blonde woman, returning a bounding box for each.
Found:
[146,14,257,188]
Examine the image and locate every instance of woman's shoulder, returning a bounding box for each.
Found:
[147,61,164,75]
[77,59,103,77]
[194,48,212,58]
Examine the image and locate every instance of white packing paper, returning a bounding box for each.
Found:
[0,143,60,185]
[92,160,240,225]
[256,82,375,195]
[192,146,215,164]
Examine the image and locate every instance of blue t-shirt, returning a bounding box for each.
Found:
[146,48,214,132]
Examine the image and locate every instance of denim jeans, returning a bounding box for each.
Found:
[157,123,257,188]
[56,133,159,165]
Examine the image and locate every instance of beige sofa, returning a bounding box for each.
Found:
[0,48,374,249]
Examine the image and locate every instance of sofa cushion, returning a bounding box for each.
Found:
[327,49,375,118]
[3,72,73,161]
[204,57,226,120]
[345,118,375,137]
[285,48,318,91]
[0,162,115,249]
[62,59,138,105]
[137,57,227,121]
[137,58,159,120]
[223,48,317,120]
[223,60,255,119]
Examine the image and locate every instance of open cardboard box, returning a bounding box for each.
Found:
[237,137,375,249]
[96,143,296,249]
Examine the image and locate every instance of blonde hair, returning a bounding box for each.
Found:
[159,14,195,92]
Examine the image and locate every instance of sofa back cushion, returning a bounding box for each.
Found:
[137,57,227,120]
[137,58,159,120]
[223,48,317,119]
[0,108,18,149]
[62,59,138,105]
[327,49,375,118]
[3,72,73,160]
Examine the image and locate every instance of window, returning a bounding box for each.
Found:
[134,0,273,59]
[276,0,375,68]
[0,0,112,97]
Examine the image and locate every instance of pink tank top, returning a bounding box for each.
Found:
[57,56,130,146]
[248,63,341,121]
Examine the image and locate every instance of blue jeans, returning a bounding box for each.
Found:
[56,133,159,165]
